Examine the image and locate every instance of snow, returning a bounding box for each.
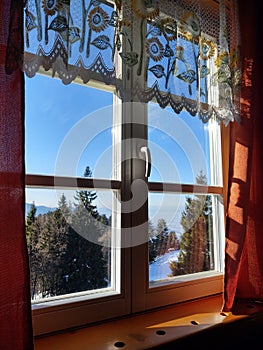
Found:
[149,250,180,282]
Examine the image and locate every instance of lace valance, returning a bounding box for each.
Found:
[9,0,241,125]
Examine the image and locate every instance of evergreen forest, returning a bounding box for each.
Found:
[26,168,214,299]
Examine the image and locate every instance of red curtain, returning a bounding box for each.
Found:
[223,0,263,311]
[0,1,34,349]
[1,0,262,343]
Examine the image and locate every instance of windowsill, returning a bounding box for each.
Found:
[33,294,263,350]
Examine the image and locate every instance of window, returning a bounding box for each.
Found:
[25,75,129,334]
[24,0,228,336]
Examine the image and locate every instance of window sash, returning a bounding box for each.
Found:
[24,0,227,334]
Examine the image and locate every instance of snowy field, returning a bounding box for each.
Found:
[149,250,180,282]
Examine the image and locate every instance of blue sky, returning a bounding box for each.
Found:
[25,73,212,232]
[25,74,113,176]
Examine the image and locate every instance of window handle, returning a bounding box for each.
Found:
[140,146,151,178]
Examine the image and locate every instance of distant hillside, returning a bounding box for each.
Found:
[25,203,112,219]
[25,203,56,217]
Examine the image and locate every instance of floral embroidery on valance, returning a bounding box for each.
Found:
[15,0,241,124]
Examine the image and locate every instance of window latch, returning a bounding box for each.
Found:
[140,146,151,178]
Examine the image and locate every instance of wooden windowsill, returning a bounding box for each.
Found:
[33,294,263,350]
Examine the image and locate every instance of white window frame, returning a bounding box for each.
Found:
[25,75,132,336]
[25,0,227,336]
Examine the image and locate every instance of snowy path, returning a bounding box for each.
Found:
[149,250,180,282]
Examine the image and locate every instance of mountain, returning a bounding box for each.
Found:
[25,203,56,217]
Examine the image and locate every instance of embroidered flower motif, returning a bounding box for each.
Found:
[42,0,62,16]
[146,37,164,62]
[215,51,232,85]
[199,38,215,60]
[132,0,159,20]
[88,7,109,33]
[160,18,177,42]
[215,51,230,68]
[179,12,200,41]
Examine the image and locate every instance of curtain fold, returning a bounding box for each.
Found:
[223,0,263,312]
[0,0,34,349]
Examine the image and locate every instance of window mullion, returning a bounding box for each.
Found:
[129,12,150,313]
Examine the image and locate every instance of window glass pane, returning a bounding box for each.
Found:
[148,103,217,185]
[25,74,115,179]
[25,188,119,302]
[148,192,223,286]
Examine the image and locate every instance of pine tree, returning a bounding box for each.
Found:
[64,201,107,292]
[62,166,108,292]
[148,220,158,263]
[26,202,40,298]
[58,193,72,221]
[74,166,98,218]
[156,218,169,256]
[36,209,69,297]
[26,166,110,299]
[167,231,180,251]
[169,171,213,276]
[98,215,112,285]
[26,202,37,253]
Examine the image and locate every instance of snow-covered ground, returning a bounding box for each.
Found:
[149,250,180,282]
